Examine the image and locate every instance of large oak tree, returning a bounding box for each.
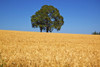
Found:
[31,5,64,32]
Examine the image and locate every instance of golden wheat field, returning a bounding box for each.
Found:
[0,30,100,67]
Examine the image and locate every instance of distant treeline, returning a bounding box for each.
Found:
[92,31,100,35]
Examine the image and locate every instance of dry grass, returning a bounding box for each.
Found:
[0,30,100,67]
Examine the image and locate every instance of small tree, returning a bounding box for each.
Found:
[31,5,64,32]
[92,31,97,35]
[99,32,100,35]
[92,31,100,35]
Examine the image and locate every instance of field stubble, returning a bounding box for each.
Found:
[0,30,100,67]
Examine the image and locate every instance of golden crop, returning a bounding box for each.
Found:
[0,30,100,67]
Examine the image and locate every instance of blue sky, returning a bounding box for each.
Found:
[0,0,100,34]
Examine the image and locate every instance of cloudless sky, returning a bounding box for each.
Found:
[0,0,100,34]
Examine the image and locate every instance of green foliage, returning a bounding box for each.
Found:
[31,5,64,32]
[92,31,100,35]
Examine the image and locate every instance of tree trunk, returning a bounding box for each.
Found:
[50,31,52,32]
[46,27,48,33]
[40,27,42,32]
[46,19,49,33]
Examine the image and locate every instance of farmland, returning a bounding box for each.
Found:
[0,30,100,67]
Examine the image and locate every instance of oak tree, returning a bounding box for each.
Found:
[31,5,64,32]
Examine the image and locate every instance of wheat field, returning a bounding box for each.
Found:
[0,30,100,67]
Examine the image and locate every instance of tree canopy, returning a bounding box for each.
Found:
[31,5,64,32]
